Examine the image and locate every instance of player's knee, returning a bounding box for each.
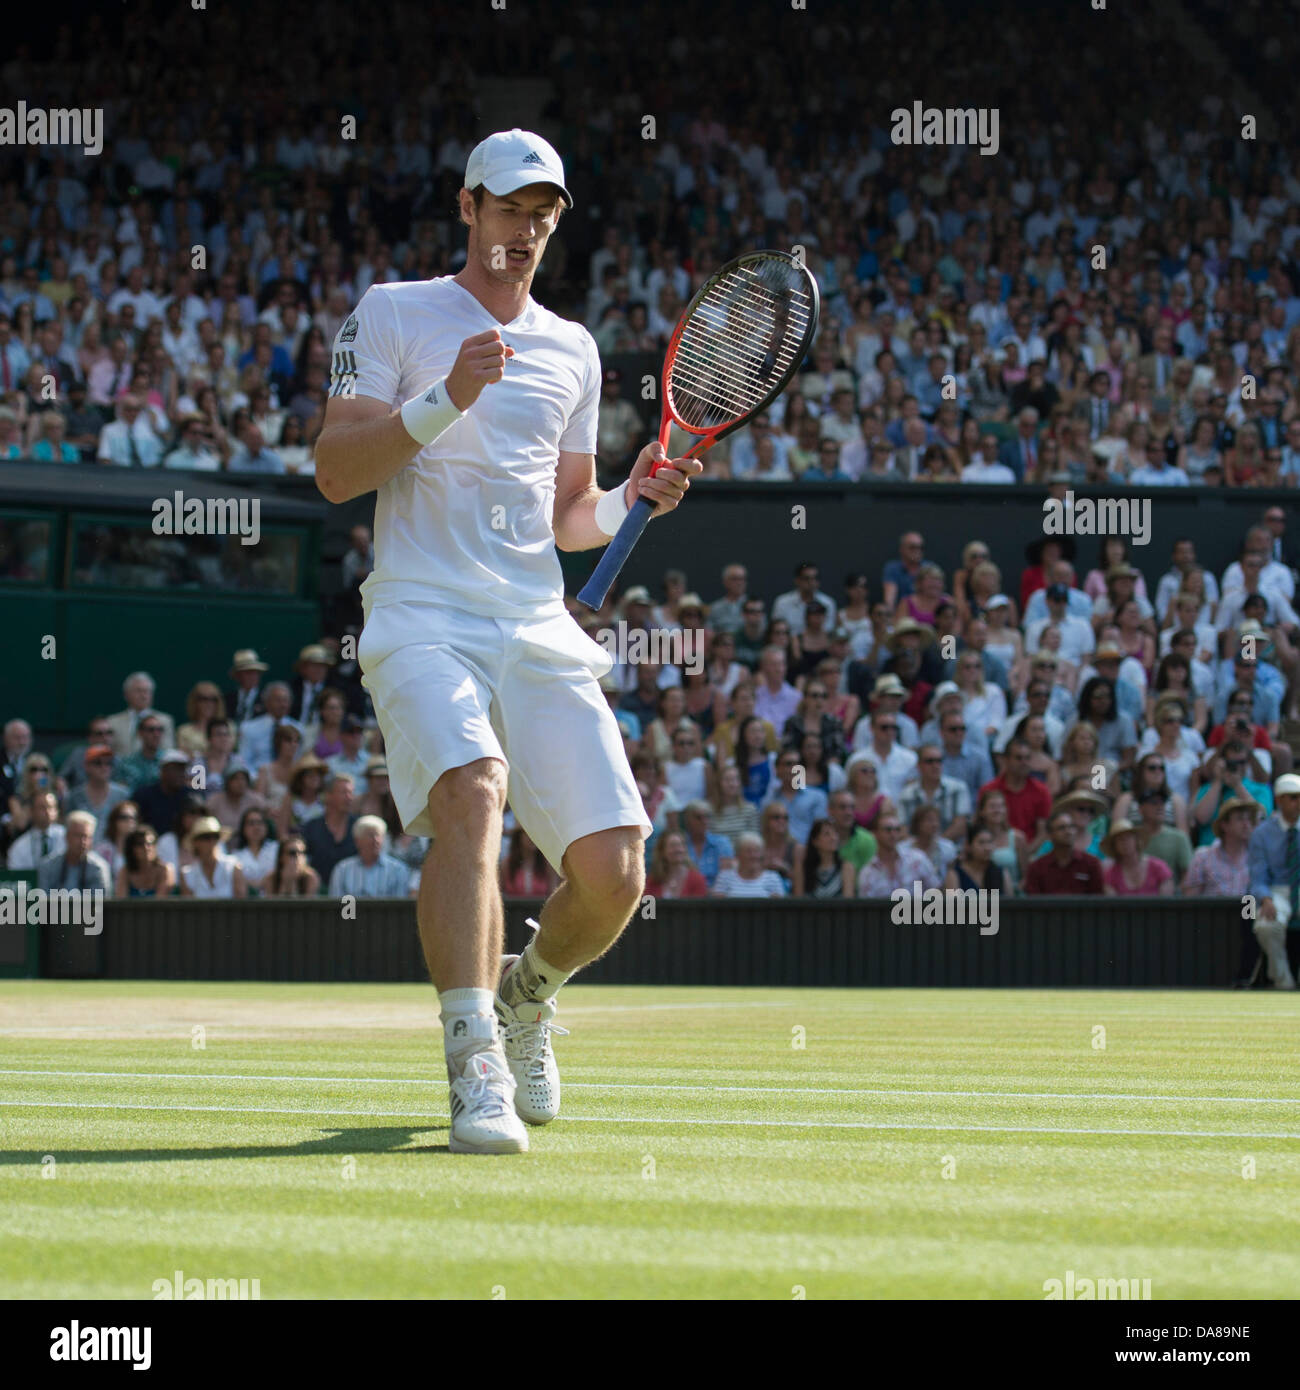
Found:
[565,830,645,917]
[427,759,507,848]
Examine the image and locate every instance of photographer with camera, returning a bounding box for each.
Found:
[1191,739,1273,849]
[1206,689,1277,781]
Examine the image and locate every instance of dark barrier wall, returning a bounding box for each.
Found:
[597,481,1294,609]
[42,897,1244,988]
[323,480,1294,615]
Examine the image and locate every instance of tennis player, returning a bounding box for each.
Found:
[315,129,701,1153]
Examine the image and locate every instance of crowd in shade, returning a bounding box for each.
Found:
[4,4,1300,493]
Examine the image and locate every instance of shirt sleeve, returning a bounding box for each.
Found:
[558,330,602,454]
[329,287,402,405]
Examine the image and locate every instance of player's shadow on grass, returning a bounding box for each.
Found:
[0,1125,458,1164]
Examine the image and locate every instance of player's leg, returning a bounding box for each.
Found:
[421,759,531,1152]
[533,825,647,971]
[420,757,509,992]
[493,827,645,1125]
[358,603,526,1153]
[490,625,651,1122]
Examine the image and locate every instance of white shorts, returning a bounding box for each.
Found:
[358,600,650,871]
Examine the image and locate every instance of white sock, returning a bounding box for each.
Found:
[501,939,571,1006]
[440,987,498,1077]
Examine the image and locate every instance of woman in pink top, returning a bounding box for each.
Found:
[1101,819,1173,896]
[897,562,950,627]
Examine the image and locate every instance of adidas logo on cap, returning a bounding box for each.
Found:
[522,150,544,164]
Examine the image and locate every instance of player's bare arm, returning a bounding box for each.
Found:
[315,330,514,503]
[552,441,703,552]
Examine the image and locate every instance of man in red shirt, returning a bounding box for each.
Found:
[979,739,1051,843]
[1025,808,1105,895]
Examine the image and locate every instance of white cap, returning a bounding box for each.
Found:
[464,129,572,207]
[1275,773,1300,797]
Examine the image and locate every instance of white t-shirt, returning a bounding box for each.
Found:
[335,278,602,621]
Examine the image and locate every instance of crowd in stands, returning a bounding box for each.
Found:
[0,642,422,900]
[4,3,1300,501]
[567,513,1300,987]
[6,2,1300,992]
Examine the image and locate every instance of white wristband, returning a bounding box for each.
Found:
[594,480,631,536]
[399,379,463,447]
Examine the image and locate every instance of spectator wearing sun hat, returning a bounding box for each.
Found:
[1082,642,1146,724]
[1246,773,1300,989]
[1100,818,1174,896]
[286,643,338,726]
[1182,797,1257,899]
[879,616,944,694]
[178,815,247,899]
[224,648,269,726]
[865,672,919,748]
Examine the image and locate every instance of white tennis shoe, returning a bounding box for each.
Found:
[448,1049,529,1154]
[496,951,569,1125]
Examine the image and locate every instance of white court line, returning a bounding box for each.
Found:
[0,1068,1296,1107]
[0,1001,797,1036]
[0,1097,1297,1141]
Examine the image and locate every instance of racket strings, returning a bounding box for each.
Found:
[669,263,816,430]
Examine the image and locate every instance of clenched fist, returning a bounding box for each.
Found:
[445,329,515,412]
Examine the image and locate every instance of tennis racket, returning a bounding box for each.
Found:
[577,249,820,610]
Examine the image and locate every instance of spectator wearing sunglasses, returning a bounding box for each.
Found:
[848,708,918,803]
[856,811,939,897]
[57,718,126,793]
[66,744,131,839]
[937,707,995,803]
